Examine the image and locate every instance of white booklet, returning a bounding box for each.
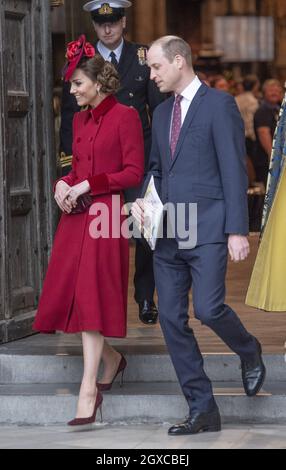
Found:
[137,176,164,251]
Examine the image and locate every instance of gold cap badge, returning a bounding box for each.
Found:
[99,3,113,15]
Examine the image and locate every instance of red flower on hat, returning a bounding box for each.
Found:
[63,35,96,81]
[84,42,96,58]
[66,39,83,61]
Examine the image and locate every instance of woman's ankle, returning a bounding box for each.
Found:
[79,381,97,396]
[103,350,121,367]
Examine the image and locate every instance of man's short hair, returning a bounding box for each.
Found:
[262,79,282,93]
[152,36,193,68]
[242,75,259,92]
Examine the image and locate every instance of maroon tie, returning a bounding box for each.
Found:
[170,95,183,158]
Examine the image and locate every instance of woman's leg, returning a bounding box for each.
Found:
[76,331,104,419]
[99,340,123,385]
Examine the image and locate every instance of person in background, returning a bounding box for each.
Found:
[210,74,230,93]
[233,78,244,97]
[236,75,260,166]
[253,79,283,187]
[246,92,286,312]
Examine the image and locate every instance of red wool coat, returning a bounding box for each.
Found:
[33,95,144,337]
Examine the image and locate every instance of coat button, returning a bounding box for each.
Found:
[77,138,81,143]
[88,156,91,161]
[76,157,80,162]
[129,93,134,98]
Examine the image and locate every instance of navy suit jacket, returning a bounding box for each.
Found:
[144,83,249,246]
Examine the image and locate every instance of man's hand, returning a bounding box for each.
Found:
[228,235,250,262]
[131,199,145,228]
[55,181,73,213]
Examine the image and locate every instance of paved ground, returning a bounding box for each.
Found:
[0,423,286,449]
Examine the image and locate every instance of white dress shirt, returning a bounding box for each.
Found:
[97,39,124,63]
[176,75,202,124]
[169,76,202,142]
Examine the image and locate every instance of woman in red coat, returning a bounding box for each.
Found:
[33,36,144,428]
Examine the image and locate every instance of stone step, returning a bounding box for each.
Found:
[0,353,285,384]
[0,381,285,426]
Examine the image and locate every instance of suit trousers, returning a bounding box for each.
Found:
[154,237,257,414]
[134,238,155,304]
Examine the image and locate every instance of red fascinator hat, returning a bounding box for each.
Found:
[63,34,96,82]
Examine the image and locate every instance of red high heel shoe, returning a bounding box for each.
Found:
[68,391,103,428]
[97,355,127,392]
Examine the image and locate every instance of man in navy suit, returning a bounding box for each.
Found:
[132,36,266,435]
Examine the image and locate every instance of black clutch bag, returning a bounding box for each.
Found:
[70,194,94,215]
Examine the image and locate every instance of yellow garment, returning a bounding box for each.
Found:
[246,165,286,311]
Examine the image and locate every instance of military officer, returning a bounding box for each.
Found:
[59,0,165,324]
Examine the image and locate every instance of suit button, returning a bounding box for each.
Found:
[88,156,91,161]
[129,93,134,98]
[76,157,80,162]
[77,138,81,143]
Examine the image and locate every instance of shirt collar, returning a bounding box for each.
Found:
[261,99,281,111]
[179,76,202,102]
[97,39,124,62]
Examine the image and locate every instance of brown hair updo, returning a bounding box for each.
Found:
[77,54,120,94]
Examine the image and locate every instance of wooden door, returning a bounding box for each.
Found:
[0,0,56,343]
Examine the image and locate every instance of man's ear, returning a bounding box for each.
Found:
[175,54,184,70]
[122,16,127,29]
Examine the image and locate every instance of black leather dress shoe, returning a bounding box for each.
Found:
[168,408,221,436]
[241,339,266,397]
[139,300,158,325]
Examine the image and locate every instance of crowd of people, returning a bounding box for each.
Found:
[194,73,284,230]
[198,73,284,190]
